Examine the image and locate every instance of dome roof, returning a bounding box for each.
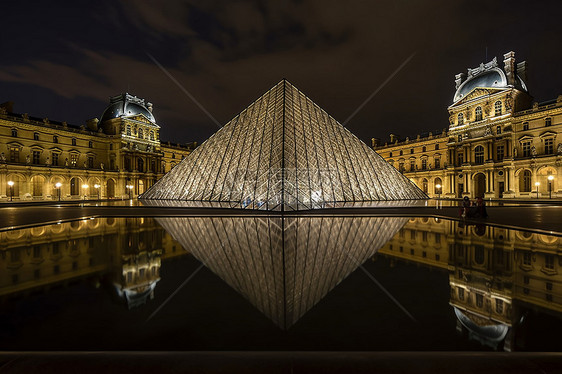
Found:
[100,93,155,123]
[453,69,507,102]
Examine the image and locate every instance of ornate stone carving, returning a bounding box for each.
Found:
[557,143,562,155]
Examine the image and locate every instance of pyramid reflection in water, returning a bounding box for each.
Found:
[156,216,407,328]
[142,80,425,210]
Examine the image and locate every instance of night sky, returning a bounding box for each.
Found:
[1,1,561,145]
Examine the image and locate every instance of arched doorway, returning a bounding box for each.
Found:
[138,179,145,194]
[6,174,22,200]
[30,175,45,198]
[70,177,81,197]
[519,170,531,192]
[473,173,486,198]
[106,179,115,198]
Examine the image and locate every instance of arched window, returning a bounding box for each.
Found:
[421,158,427,170]
[474,145,484,164]
[457,113,464,126]
[70,177,80,196]
[520,170,532,192]
[149,131,155,141]
[138,128,143,139]
[126,125,131,136]
[494,101,502,116]
[422,178,428,193]
[475,106,482,121]
[434,178,442,194]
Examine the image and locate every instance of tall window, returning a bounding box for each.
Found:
[496,299,504,314]
[545,255,555,270]
[51,152,59,166]
[53,135,58,143]
[422,179,428,193]
[545,138,554,154]
[520,170,532,192]
[410,148,414,154]
[435,144,439,150]
[11,128,17,137]
[496,126,502,135]
[496,145,504,160]
[545,117,552,127]
[88,140,93,148]
[458,113,464,125]
[457,152,464,166]
[522,141,531,157]
[149,131,155,141]
[434,158,440,169]
[34,132,39,141]
[523,122,529,131]
[70,154,78,167]
[476,293,484,308]
[399,150,403,156]
[72,138,77,146]
[126,125,131,136]
[389,152,393,157]
[32,150,41,164]
[9,147,19,162]
[474,146,484,164]
[422,146,426,152]
[494,101,502,116]
[421,159,427,170]
[410,160,415,171]
[475,106,482,121]
[398,162,405,173]
[87,156,94,168]
[138,128,144,139]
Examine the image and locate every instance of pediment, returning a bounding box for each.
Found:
[126,114,158,126]
[451,87,505,107]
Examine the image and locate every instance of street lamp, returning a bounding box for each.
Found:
[535,181,540,199]
[7,180,14,201]
[55,182,62,201]
[94,183,100,201]
[82,184,89,200]
[126,184,134,199]
[435,184,442,199]
[548,175,554,199]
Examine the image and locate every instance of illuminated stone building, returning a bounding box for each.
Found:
[0,217,185,308]
[0,94,193,200]
[375,51,562,199]
[378,218,562,351]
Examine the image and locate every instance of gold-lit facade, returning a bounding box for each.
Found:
[0,94,193,201]
[378,217,562,350]
[374,51,562,199]
[0,217,185,308]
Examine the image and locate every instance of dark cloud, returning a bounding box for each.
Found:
[0,0,561,144]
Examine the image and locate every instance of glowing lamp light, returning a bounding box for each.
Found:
[7,181,14,187]
[435,184,441,189]
[82,184,89,189]
[94,184,100,189]
[535,182,540,187]
[548,175,554,181]
[55,182,62,188]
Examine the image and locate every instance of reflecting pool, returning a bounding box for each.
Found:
[1,216,561,351]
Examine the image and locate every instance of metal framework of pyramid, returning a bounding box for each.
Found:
[141,80,426,210]
[156,216,407,328]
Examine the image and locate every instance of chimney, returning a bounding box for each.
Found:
[390,134,399,144]
[455,73,466,89]
[517,61,528,82]
[503,51,517,86]
[371,138,380,148]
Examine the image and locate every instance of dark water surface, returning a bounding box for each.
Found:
[1,216,561,351]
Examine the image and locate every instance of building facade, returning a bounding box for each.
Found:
[0,94,193,201]
[374,51,562,199]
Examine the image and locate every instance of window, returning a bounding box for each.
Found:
[475,106,482,121]
[457,152,464,166]
[435,144,439,150]
[421,159,427,170]
[34,132,39,141]
[51,152,59,166]
[32,150,41,164]
[410,148,414,154]
[520,170,532,192]
[9,147,19,162]
[410,160,415,171]
[87,156,94,168]
[545,255,555,270]
[496,299,504,314]
[53,135,58,143]
[138,128,144,139]
[422,232,428,242]
[475,246,485,264]
[523,252,532,265]
[11,128,17,137]
[422,146,426,152]
[389,152,393,157]
[458,113,464,125]
[524,275,530,284]
[476,294,484,308]
[70,154,78,167]
[126,125,131,136]
[72,138,77,146]
[434,158,440,169]
[422,179,428,193]
[88,140,93,148]
[410,230,416,240]
[149,131,155,141]
[398,162,405,172]
[399,150,403,156]
[458,134,462,143]
[474,145,484,164]
[523,122,529,131]
[545,117,552,127]
[545,138,554,155]
[435,233,441,243]
[496,145,504,160]
[496,126,502,135]
[172,153,176,159]
[546,282,553,291]
[458,288,464,301]
[522,141,531,157]
[494,101,502,116]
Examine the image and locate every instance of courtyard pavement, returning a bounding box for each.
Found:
[0,201,561,236]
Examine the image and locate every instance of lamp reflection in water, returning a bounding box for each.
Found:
[156,216,407,329]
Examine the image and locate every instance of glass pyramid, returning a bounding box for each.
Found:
[156,216,407,329]
[141,80,426,210]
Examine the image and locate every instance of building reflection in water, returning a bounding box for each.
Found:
[155,216,408,329]
[0,217,184,309]
[377,217,562,351]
